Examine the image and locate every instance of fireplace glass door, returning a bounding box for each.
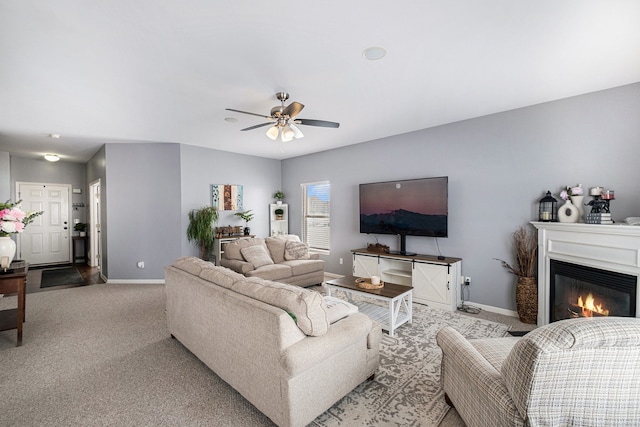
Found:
[550,260,636,323]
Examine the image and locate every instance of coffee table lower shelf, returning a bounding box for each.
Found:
[351,300,412,337]
[325,276,413,337]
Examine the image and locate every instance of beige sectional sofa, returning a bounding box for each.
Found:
[437,317,640,427]
[165,256,381,427]
[220,235,324,287]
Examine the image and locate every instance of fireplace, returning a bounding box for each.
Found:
[533,222,640,325]
[550,260,636,322]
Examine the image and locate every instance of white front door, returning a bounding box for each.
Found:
[16,182,71,265]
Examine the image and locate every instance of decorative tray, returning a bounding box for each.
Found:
[355,277,384,290]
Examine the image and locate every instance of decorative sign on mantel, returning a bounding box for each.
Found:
[211,184,243,211]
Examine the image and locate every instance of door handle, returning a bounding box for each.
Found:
[64,227,68,230]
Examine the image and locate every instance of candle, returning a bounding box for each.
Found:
[541,211,551,221]
[371,276,380,285]
[590,187,602,196]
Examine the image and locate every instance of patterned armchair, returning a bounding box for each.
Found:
[436,317,640,427]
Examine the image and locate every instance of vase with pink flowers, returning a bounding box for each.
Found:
[0,200,43,270]
[558,184,584,223]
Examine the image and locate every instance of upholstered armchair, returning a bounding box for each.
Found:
[437,317,640,427]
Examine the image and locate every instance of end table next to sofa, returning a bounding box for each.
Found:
[0,267,27,346]
[325,275,412,337]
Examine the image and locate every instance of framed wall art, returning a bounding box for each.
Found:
[211,184,243,211]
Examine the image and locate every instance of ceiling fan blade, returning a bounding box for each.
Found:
[296,119,340,128]
[225,108,271,119]
[283,101,304,118]
[240,122,273,131]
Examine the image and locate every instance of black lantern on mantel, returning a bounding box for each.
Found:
[538,191,557,222]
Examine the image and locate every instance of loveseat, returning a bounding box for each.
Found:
[436,317,640,427]
[165,256,381,427]
[219,235,324,287]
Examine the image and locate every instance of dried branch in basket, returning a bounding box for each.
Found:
[494,225,538,278]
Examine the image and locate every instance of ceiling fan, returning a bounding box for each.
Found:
[226,92,340,142]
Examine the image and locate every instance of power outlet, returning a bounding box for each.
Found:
[339,258,344,265]
[464,276,471,286]
[137,261,145,269]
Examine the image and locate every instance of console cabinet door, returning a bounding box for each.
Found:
[353,253,379,278]
[412,261,450,306]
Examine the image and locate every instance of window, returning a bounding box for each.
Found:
[301,181,330,253]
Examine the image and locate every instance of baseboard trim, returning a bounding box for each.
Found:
[324,272,344,280]
[105,279,165,285]
[464,301,519,318]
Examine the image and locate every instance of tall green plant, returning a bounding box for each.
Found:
[187,206,219,260]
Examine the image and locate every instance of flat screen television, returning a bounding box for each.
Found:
[359,176,448,255]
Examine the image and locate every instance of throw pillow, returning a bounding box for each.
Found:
[240,245,274,268]
[324,296,359,324]
[284,240,310,260]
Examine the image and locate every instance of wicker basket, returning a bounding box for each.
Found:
[515,276,537,324]
[355,277,384,290]
[10,260,26,270]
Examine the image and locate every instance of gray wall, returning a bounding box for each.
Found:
[282,83,640,313]
[179,145,282,257]
[0,151,10,201]
[102,143,182,280]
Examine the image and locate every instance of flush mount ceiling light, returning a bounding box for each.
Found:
[49,133,61,139]
[44,154,60,162]
[362,46,387,60]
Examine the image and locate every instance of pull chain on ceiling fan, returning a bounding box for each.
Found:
[226,92,339,142]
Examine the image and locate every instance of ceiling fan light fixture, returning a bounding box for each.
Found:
[282,124,295,141]
[289,123,304,139]
[266,125,279,140]
[44,153,60,162]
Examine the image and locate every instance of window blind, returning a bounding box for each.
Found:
[301,181,330,252]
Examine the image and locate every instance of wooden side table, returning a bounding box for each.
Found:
[0,268,27,346]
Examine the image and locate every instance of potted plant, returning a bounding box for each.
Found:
[494,225,538,324]
[187,206,219,260]
[234,210,254,235]
[274,207,284,220]
[74,222,87,237]
[273,190,285,205]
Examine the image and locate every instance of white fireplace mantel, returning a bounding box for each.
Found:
[532,222,640,325]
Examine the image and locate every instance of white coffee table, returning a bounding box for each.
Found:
[325,275,412,337]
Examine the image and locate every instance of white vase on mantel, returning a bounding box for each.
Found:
[558,199,580,223]
[0,236,17,270]
[570,195,585,223]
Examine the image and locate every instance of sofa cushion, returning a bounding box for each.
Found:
[241,245,274,268]
[284,240,310,260]
[246,263,292,281]
[224,238,266,261]
[231,279,329,336]
[172,256,215,276]
[199,266,245,289]
[282,259,324,276]
[265,235,301,264]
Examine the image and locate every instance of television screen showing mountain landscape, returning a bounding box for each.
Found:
[359,177,448,237]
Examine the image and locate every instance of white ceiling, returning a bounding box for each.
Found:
[1,0,639,162]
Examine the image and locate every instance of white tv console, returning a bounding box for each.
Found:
[351,249,462,311]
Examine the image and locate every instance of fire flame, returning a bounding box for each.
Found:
[577,293,609,317]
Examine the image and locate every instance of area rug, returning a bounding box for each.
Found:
[40,267,84,288]
[310,302,511,427]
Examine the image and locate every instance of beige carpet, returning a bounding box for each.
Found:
[0,282,526,426]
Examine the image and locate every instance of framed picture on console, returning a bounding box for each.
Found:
[211,184,243,211]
